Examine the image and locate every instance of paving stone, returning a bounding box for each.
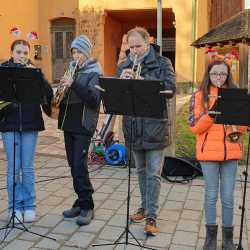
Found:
[176,219,200,232]
[107,214,127,227]
[162,200,184,210]
[145,232,171,248]
[184,200,203,211]
[169,244,195,250]
[35,214,62,228]
[181,209,202,221]
[172,231,198,246]
[78,219,105,233]
[66,232,95,248]
[52,220,78,234]
[100,199,124,210]
[34,233,67,249]
[98,225,124,241]
[158,210,181,222]
[94,208,115,221]
[168,191,187,202]
[2,239,34,250]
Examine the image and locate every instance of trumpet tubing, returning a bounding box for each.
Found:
[51,60,79,119]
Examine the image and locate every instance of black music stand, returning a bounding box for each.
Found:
[210,88,250,250]
[0,66,56,245]
[92,77,167,250]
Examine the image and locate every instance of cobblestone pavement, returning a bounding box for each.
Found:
[0,98,250,250]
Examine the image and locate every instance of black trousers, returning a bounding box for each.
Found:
[64,131,94,210]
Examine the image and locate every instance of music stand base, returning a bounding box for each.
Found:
[92,228,157,250]
[0,215,56,243]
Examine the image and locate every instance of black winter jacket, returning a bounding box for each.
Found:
[117,45,176,150]
[58,60,102,136]
[0,59,53,132]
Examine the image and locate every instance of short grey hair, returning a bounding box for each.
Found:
[127,27,150,44]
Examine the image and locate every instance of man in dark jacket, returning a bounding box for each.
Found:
[118,27,176,235]
[58,35,102,226]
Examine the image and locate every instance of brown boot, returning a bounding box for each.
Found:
[130,208,146,223]
[222,226,236,250]
[203,225,218,250]
[144,217,159,236]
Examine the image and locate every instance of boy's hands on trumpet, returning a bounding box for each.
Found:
[60,74,73,87]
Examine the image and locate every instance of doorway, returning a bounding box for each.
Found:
[51,18,76,83]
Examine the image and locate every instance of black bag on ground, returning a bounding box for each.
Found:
[161,156,203,183]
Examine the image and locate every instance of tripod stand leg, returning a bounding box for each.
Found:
[237,131,250,250]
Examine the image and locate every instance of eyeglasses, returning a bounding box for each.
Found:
[209,72,228,77]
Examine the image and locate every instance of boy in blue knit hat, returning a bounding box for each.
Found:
[58,34,102,226]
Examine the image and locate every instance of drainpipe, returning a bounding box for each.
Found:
[157,0,162,56]
[191,0,197,92]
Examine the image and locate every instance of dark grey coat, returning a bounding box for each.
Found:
[117,45,176,150]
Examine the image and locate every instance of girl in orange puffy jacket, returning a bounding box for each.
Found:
[189,60,245,250]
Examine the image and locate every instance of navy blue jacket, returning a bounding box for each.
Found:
[0,59,53,132]
[58,60,101,136]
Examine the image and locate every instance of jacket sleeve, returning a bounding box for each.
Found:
[41,76,53,117]
[71,72,101,109]
[189,92,214,135]
[159,57,176,98]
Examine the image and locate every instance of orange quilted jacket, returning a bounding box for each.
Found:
[189,86,245,161]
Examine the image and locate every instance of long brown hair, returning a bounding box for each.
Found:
[199,60,237,109]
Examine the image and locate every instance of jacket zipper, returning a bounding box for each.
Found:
[223,125,227,160]
[19,103,22,131]
[201,132,208,152]
[82,105,86,125]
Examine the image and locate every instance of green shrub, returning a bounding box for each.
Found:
[175,102,196,158]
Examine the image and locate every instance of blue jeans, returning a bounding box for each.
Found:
[2,131,38,211]
[201,160,238,226]
[133,149,164,218]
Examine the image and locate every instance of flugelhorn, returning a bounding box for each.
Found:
[51,60,79,119]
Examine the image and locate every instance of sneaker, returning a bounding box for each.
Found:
[76,209,94,226]
[144,217,159,236]
[63,206,81,218]
[130,208,146,223]
[23,210,36,223]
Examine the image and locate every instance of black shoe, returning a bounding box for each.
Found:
[63,206,81,218]
[76,209,94,226]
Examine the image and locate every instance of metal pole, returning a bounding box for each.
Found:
[157,0,162,56]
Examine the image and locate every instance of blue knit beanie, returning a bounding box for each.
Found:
[71,35,93,58]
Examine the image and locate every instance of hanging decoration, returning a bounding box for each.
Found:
[26,31,38,40]
[10,27,21,36]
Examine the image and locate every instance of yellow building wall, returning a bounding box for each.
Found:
[38,0,78,81]
[79,0,195,83]
[195,0,209,85]
[0,0,207,84]
[0,0,39,63]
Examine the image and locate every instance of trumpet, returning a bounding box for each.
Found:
[51,60,79,119]
[131,55,142,79]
